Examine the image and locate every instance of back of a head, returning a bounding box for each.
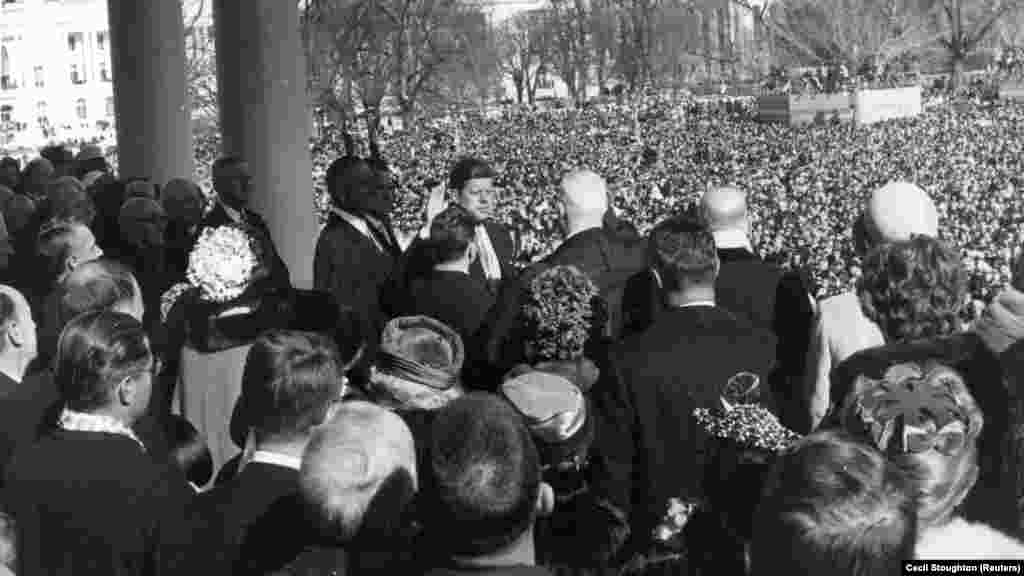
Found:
[22,157,54,191]
[74,144,107,178]
[561,170,608,221]
[40,145,72,172]
[864,182,939,245]
[119,197,166,247]
[46,176,94,225]
[751,430,916,576]
[858,235,966,343]
[125,179,157,201]
[239,330,346,443]
[300,401,417,542]
[426,204,478,265]
[57,258,140,331]
[700,186,748,232]
[5,193,35,236]
[448,157,496,192]
[55,310,151,413]
[162,178,203,220]
[428,392,542,557]
[649,212,719,290]
[833,362,984,529]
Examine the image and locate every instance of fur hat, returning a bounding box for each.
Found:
[368,316,465,411]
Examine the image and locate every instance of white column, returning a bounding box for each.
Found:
[214,0,315,289]
[107,0,193,186]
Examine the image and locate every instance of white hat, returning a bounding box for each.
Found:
[865,182,939,243]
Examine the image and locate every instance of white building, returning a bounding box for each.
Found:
[0,0,119,149]
[0,0,211,152]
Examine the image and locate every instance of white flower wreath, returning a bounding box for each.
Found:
[185,226,259,304]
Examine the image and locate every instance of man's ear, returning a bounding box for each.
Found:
[7,320,23,349]
[535,482,555,518]
[116,376,137,407]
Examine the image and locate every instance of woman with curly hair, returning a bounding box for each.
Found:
[515,264,606,393]
[826,238,1021,535]
[857,235,967,343]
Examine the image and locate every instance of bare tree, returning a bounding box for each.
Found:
[498,10,551,104]
[938,0,1022,88]
[181,0,218,126]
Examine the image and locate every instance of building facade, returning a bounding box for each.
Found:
[0,0,211,151]
[0,0,118,148]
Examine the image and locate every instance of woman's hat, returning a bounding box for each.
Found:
[376,316,464,390]
[501,371,594,469]
[368,316,465,412]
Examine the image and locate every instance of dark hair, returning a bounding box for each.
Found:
[428,392,541,556]
[649,212,718,290]
[55,310,152,412]
[448,157,496,192]
[212,155,246,175]
[47,176,96,226]
[240,330,346,442]
[425,204,478,265]
[750,430,917,576]
[40,145,72,168]
[858,235,966,343]
[325,156,371,208]
[170,415,213,488]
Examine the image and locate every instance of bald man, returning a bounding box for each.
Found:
[531,169,645,339]
[805,181,938,430]
[701,187,815,429]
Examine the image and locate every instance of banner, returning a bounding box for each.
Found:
[854,86,923,125]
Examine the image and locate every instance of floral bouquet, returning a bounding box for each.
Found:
[160,225,260,323]
[187,225,260,303]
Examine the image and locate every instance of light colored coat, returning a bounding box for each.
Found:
[804,291,885,429]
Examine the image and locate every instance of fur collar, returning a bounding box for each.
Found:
[916,518,1024,559]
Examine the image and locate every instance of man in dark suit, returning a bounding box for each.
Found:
[405,158,517,295]
[314,156,403,358]
[202,155,290,288]
[192,330,348,574]
[535,170,645,339]
[590,214,777,565]
[621,189,813,429]
[700,186,814,430]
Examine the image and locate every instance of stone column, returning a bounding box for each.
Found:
[107,0,193,186]
[214,0,315,289]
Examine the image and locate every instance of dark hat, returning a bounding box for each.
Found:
[377,316,464,390]
[501,371,594,469]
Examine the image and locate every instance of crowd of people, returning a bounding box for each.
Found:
[302,99,1024,318]
[0,95,1022,575]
